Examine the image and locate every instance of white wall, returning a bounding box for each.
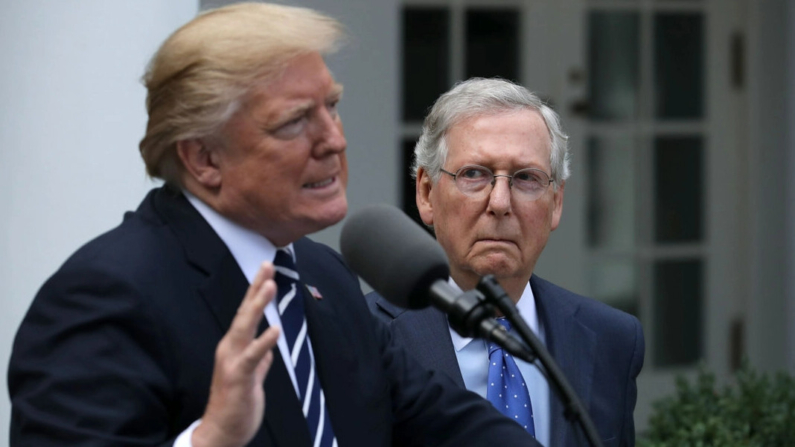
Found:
[0,1,198,444]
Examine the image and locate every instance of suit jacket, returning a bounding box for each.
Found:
[8,186,539,447]
[366,275,645,447]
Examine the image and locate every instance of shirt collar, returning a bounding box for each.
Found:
[183,190,294,283]
[448,277,540,352]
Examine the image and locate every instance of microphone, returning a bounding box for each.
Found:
[340,204,447,310]
[340,204,527,356]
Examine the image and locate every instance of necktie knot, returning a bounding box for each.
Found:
[274,249,301,310]
[274,248,299,280]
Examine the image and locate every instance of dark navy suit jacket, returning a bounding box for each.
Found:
[8,187,539,447]
[366,276,645,447]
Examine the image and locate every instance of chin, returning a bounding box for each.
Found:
[471,256,520,278]
[310,199,348,229]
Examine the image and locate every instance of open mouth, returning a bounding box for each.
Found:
[303,177,335,189]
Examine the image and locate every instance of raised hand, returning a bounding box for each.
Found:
[192,262,281,447]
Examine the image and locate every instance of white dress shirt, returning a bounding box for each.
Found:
[448,278,551,446]
[174,191,306,446]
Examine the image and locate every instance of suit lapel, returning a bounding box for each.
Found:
[376,297,466,387]
[532,276,596,447]
[151,187,311,447]
[152,187,247,333]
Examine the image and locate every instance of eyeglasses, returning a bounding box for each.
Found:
[439,164,554,201]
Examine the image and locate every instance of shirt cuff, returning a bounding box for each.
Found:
[173,419,202,447]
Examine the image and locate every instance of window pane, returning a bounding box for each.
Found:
[465,8,520,81]
[403,8,450,122]
[653,259,703,366]
[587,136,635,249]
[654,136,703,243]
[654,13,704,119]
[588,11,640,121]
[590,259,638,317]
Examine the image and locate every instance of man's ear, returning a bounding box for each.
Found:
[176,139,222,188]
[416,168,435,226]
[550,180,565,231]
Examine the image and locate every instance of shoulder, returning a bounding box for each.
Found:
[52,195,182,289]
[533,275,645,384]
[293,237,363,298]
[29,188,206,328]
[532,275,643,346]
[294,237,355,275]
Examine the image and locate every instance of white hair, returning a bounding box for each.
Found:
[412,78,570,188]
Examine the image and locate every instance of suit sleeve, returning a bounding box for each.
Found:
[621,316,645,447]
[8,265,180,447]
[373,315,540,446]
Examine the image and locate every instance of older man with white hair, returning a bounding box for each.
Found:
[368,78,645,446]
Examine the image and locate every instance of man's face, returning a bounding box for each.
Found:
[212,52,348,246]
[416,109,564,292]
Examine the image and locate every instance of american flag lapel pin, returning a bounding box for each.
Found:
[306,284,323,300]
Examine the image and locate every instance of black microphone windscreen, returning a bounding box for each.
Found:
[340,204,450,309]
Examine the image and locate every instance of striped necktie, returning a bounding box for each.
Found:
[486,318,536,437]
[273,249,336,447]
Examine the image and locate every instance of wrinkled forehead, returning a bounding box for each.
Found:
[226,53,344,125]
[443,109,552,159]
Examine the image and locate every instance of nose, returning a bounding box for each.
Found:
[486,175,512,215]
[312,108,347,157]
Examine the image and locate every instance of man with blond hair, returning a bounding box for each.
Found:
[8,4,539,447]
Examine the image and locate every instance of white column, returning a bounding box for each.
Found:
[0,1,197,445]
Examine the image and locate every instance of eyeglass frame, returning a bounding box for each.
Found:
[439,164,555,200]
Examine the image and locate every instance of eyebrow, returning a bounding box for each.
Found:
[329,83,344,98]
[276,102,313,124]
[272,83,345,124]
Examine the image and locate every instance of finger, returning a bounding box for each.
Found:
[255,261,275,286]
[228,267,276,342]
[244,262,274,309]
[255,350,275,383]
[235,279,275,339]
[233,262,272,323]
[241,326,280,373]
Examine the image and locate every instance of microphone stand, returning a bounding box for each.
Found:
[477,275,604,447]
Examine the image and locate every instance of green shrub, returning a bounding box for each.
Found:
[640,361,795,446]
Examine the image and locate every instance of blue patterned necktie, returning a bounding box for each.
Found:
[486,318,536,437]
[273,249,336,447]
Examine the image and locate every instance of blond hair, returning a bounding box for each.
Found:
[139,2,345,185]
